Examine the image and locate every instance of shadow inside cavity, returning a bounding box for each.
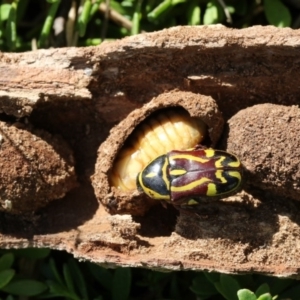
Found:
[0,183,98,237]
[36,183,99,234]
[133,204,179,238]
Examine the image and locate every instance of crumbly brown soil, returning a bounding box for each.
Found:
[225,104,300,201]
[1,25,300,277]
[0,122,77,214]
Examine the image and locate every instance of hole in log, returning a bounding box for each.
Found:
[92,90,224,216]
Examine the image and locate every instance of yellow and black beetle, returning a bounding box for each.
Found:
[136,146,243,206]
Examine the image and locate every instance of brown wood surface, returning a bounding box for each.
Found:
[1,25,300,277]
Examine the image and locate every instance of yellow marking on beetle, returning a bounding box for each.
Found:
[209,171,242,197]
[161,157,170,191]
[215,170,227,183]
[138,171,170,200]
[170,154,209,163]
[228,160,241,168]
[207,183,217,196]
[169,169,187,176]
[171,177,211,192]
[204,149,215,158]
[148,189,170,200]
[145,172,157,178]
[215,156,226,168]
[228,171,242,182]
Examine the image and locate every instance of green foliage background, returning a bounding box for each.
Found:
[0,248,300,299]
[0,0,300,299]
[0,0,297,51]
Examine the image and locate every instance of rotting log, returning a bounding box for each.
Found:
[0,25,300,277]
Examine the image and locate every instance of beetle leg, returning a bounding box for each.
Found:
[176,203,219,218]
[160,201,169,209]
[173,204,196,216]
[194,144,207,150]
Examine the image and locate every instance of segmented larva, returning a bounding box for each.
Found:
[109,108,207,191]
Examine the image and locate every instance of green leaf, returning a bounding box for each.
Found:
[203,0,224,25]
[87,263,113,291]
[147,0,172,21]
[49,258,64,285]
[0,4,11,21]
[5,0,17,51]
[255,283,270,297]
[237,289,257,300]
[78,0,92,37]
[171,0,186,5]
[46,280,79,299]
[169,274,181,299]
[257,293,273,300]
[89,0,103,21]
[190,273,218,297]
[112,268,131,300]
[16,0,29,23]
[2,280,47,296]
[0,253,14,271]
[215,274,240,300]
[47,280,66,294]
[187,0,201,25]
[0,269,15,289]
[39,0,61,47]
[67,259,88,300]
[204,272,220,284]
[63,263,76,295]
[13,248,50,260]
[110,1,131,15]
[131,0,142,35]
[264,0,291,27]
